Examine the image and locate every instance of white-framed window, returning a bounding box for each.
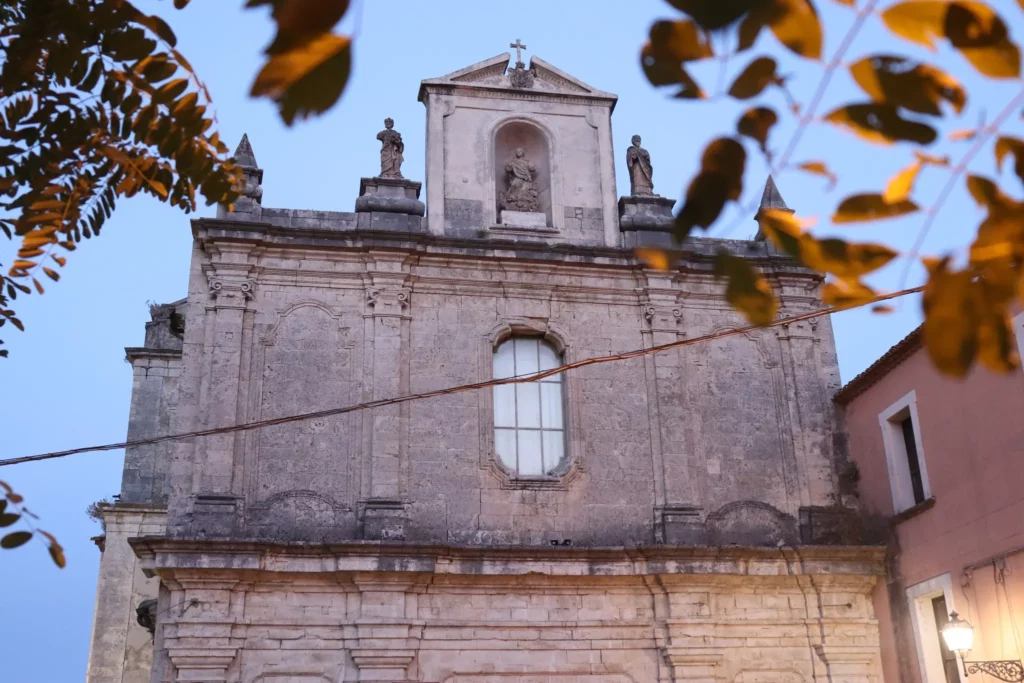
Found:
[879,390,931,513]
[907,574,962,683]
[492,337,566,476]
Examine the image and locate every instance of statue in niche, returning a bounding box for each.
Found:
[626,134,655,197]
[376,117,404,179]
[500,147,539,212]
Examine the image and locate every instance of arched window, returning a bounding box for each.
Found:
[492,337,565,476]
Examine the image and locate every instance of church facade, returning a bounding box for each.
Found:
[86,51,885,683]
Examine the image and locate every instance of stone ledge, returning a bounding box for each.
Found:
[131,537,885,579]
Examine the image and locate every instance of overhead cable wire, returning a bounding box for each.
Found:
[0,286,924,468]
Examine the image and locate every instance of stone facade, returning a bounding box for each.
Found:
[86,52,883,683]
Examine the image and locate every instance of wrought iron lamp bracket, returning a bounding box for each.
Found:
[963,659,1024,682]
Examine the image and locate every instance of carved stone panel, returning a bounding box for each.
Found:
[248,302,359,538]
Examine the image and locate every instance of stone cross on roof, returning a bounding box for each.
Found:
[510,38,527,64]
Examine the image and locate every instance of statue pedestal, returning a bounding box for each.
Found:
[355,177,425,232]
[618,195,676,247]
[499,210,547,228]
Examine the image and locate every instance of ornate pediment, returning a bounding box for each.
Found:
[419,53,617,103]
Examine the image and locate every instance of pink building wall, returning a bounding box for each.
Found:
[842,333,1024,683]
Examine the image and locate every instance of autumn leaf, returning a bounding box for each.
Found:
[251,33,352,125]
[634,247,683,270]
[834,193,920,223]
[713,249,777,325]
[738,0,823,60]
[795,161,838,189]
[737,107,778,156]
[647,19,714,63]
[881,1,1020,78]
[759,208,897,277]
[253,0,352,55]
[675,138,747,239]
[822,279,878,308]
[728,57,779,99]
[665,1,755,30]
[995,136,1024,188]
[922,259,978,376]
[884,160,924,202]
[849,55,965,115]
[0,531,32,549]
[824,103,937,145]
[641,42,707,97]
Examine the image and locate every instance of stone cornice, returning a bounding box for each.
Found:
[124,347,183,364]
[190,218,818,279]
[131,537,884,579]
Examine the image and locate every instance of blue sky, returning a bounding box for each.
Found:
[2,1,1022,679]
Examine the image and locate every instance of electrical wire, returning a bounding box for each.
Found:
[0,285,923,469]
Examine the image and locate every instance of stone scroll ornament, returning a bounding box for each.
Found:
[376,117,404,179]
[626,134,655,197]
[500,147,539,212]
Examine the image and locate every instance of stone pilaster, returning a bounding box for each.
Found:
[85,505,167,683]
[192,244,258,534]
[350,574,425,682]
[360,254,412,538]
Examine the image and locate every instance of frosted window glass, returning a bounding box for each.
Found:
[495,429,517,470]
[493,385,516,427]
[493,341,515,379]
[542,431,564,473]
[514,339,539,375]
[539,342,560,372]
[516,384,541,428]
[517,431,543,475]
[540,382,563,429]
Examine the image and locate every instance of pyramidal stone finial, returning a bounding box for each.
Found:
[758,175,790,214]
[753,175,792,241]
[232,133,258,169]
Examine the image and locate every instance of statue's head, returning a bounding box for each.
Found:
[514,147,525,158]
[384,118,394,129]
[631,134,641,146]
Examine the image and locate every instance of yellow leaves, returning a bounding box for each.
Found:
[728,57,780,99]
[738,0,823,60]
[713,249,778,326]
[665,1,754,30]
[833,194,920,223]
[994,136,1024,187]
[251,33,352,125]
[824,104,938,145]
[965,175,1024,266]
[736,107,778,156]
[634,247,682,271]
[821,279,878,309]
[922,258,1019,376]
[884,160,923,202]
[647,20,714,63]
[795,161,838,189]
[675,137,747,239]
[641,20,710,97]
[758,208,898,278]
[881,1,1021,78]
[849,55,965,115]
[248,0,354,125]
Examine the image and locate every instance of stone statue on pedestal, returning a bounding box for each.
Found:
[376,118,405,179]
[626,134,655,197]
[500,147,539,212]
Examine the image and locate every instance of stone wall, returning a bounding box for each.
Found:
[85,505,167,683]
[155,221,848,548]
[131,541,884,683]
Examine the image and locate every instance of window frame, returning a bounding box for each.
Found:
[492,337,568,477]
[906,574,961,683]
[879,390,932,514]
[479,319,582,490]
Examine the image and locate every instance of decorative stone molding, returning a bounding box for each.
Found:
[366,286,411,313]
[207,275,256,302]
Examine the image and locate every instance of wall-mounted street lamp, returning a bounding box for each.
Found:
[942,612,1024,683]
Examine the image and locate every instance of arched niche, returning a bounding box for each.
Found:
[493,120,552,227]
